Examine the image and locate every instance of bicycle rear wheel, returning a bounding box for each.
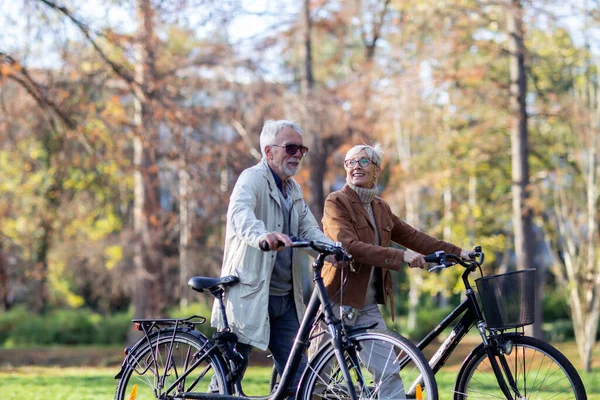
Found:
[299,328,438,399]
[114,330,229,400]
[454,334,587,399]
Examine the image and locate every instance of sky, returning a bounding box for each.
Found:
[1,0,598,69]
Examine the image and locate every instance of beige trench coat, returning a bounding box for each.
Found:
[211,159,333,350]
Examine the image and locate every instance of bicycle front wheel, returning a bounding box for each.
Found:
[455,334,587,399]
[299,328,438,400]
[114,330,229,400]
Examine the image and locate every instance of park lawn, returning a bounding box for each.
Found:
[0,365,599,399]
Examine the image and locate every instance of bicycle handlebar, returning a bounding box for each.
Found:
[259,235,352,262]
[425,246,484,273]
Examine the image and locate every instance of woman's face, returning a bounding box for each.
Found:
[344,150,380,188]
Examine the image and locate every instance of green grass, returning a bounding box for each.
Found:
[0,365,598,399]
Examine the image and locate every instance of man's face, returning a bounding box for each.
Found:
[265,127,306,180]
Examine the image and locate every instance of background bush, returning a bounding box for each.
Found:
[0,301,217,347]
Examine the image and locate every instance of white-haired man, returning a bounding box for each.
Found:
[211,119,339,396]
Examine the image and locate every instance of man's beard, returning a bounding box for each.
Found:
[282,160,300,177]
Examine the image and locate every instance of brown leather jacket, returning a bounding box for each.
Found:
[321,185,462,319]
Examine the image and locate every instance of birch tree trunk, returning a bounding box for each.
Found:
[393,103,422,331]
[179,151,192,308]
[552,57,600,372]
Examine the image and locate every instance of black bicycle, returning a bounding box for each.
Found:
[414,246,587,399]
[114,238,438,399]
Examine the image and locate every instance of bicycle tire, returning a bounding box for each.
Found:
[114,330,229,400]
[298,328,438,399]
[454,334,587,399]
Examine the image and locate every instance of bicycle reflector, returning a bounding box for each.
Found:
[416,384,423,400]
[128,384,138,400]
[134,323,142,331]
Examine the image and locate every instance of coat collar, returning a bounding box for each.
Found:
[341,184,392,234]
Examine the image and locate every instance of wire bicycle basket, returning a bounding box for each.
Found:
[475,268,536,329]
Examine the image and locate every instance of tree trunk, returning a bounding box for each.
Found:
[468,174,477,244]
[507,0,541,339]
[393,106,422,331]
[0,248,10,310]
[300,0,326,224]
[179,153,192,308]
[131,0,165,325]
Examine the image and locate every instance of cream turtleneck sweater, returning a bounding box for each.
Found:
[348,183,379,306]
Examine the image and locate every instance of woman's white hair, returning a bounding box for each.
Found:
[345,144,384,167]
[259,120,303,158]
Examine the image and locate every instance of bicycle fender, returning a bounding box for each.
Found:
[114,328,208,379]
[346,323,378,335]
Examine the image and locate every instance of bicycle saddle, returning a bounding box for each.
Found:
[187,275,240,293]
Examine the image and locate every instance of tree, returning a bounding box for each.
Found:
[507,0,540,338]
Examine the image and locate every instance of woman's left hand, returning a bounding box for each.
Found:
[460,249,472,259]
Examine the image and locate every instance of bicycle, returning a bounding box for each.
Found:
[413,246,587,399]
[114,238,438,400]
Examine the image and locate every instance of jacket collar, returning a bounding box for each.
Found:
[342,184,386,232]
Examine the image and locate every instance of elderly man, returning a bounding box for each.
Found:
[211,119,338,396]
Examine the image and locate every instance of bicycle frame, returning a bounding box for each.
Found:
[126,250,362,400]
[251,251,360,399]
[415,268,483,374]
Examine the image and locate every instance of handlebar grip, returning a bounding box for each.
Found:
[424,254,438,263]
[424,250,445,263]
[259,240,285,251]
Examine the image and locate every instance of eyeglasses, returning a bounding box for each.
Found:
[272,144,309,157]
[344,157,377,168]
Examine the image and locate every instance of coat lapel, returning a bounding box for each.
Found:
[372,198,391,238]
[262,161,282,210]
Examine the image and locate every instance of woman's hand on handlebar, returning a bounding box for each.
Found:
[460,248,473,259]
[404,249,427,269]
[259,232,292,251]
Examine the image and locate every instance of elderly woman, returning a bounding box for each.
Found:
[321,144,471,329]
[309,144,470,398]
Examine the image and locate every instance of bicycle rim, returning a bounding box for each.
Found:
[455,335,587,399]
[114,331,228,400]
[300,329,438,400]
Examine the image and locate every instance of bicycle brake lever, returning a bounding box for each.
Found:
[428,264,445,274]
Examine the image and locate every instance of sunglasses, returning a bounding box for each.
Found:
[272,144,309,157]
[344,157,377,168]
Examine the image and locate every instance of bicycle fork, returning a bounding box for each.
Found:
[328,325,360,400]
[480,327,522,400]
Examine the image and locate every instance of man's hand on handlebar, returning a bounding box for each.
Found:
[259,234,347,268]
[259,232,292,252]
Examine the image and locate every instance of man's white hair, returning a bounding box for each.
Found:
[259,120,303,159]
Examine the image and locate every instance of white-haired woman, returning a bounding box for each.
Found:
[321,143,471,329]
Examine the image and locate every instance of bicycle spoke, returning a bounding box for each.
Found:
[115,332,228,400]
[456,336,585,399]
